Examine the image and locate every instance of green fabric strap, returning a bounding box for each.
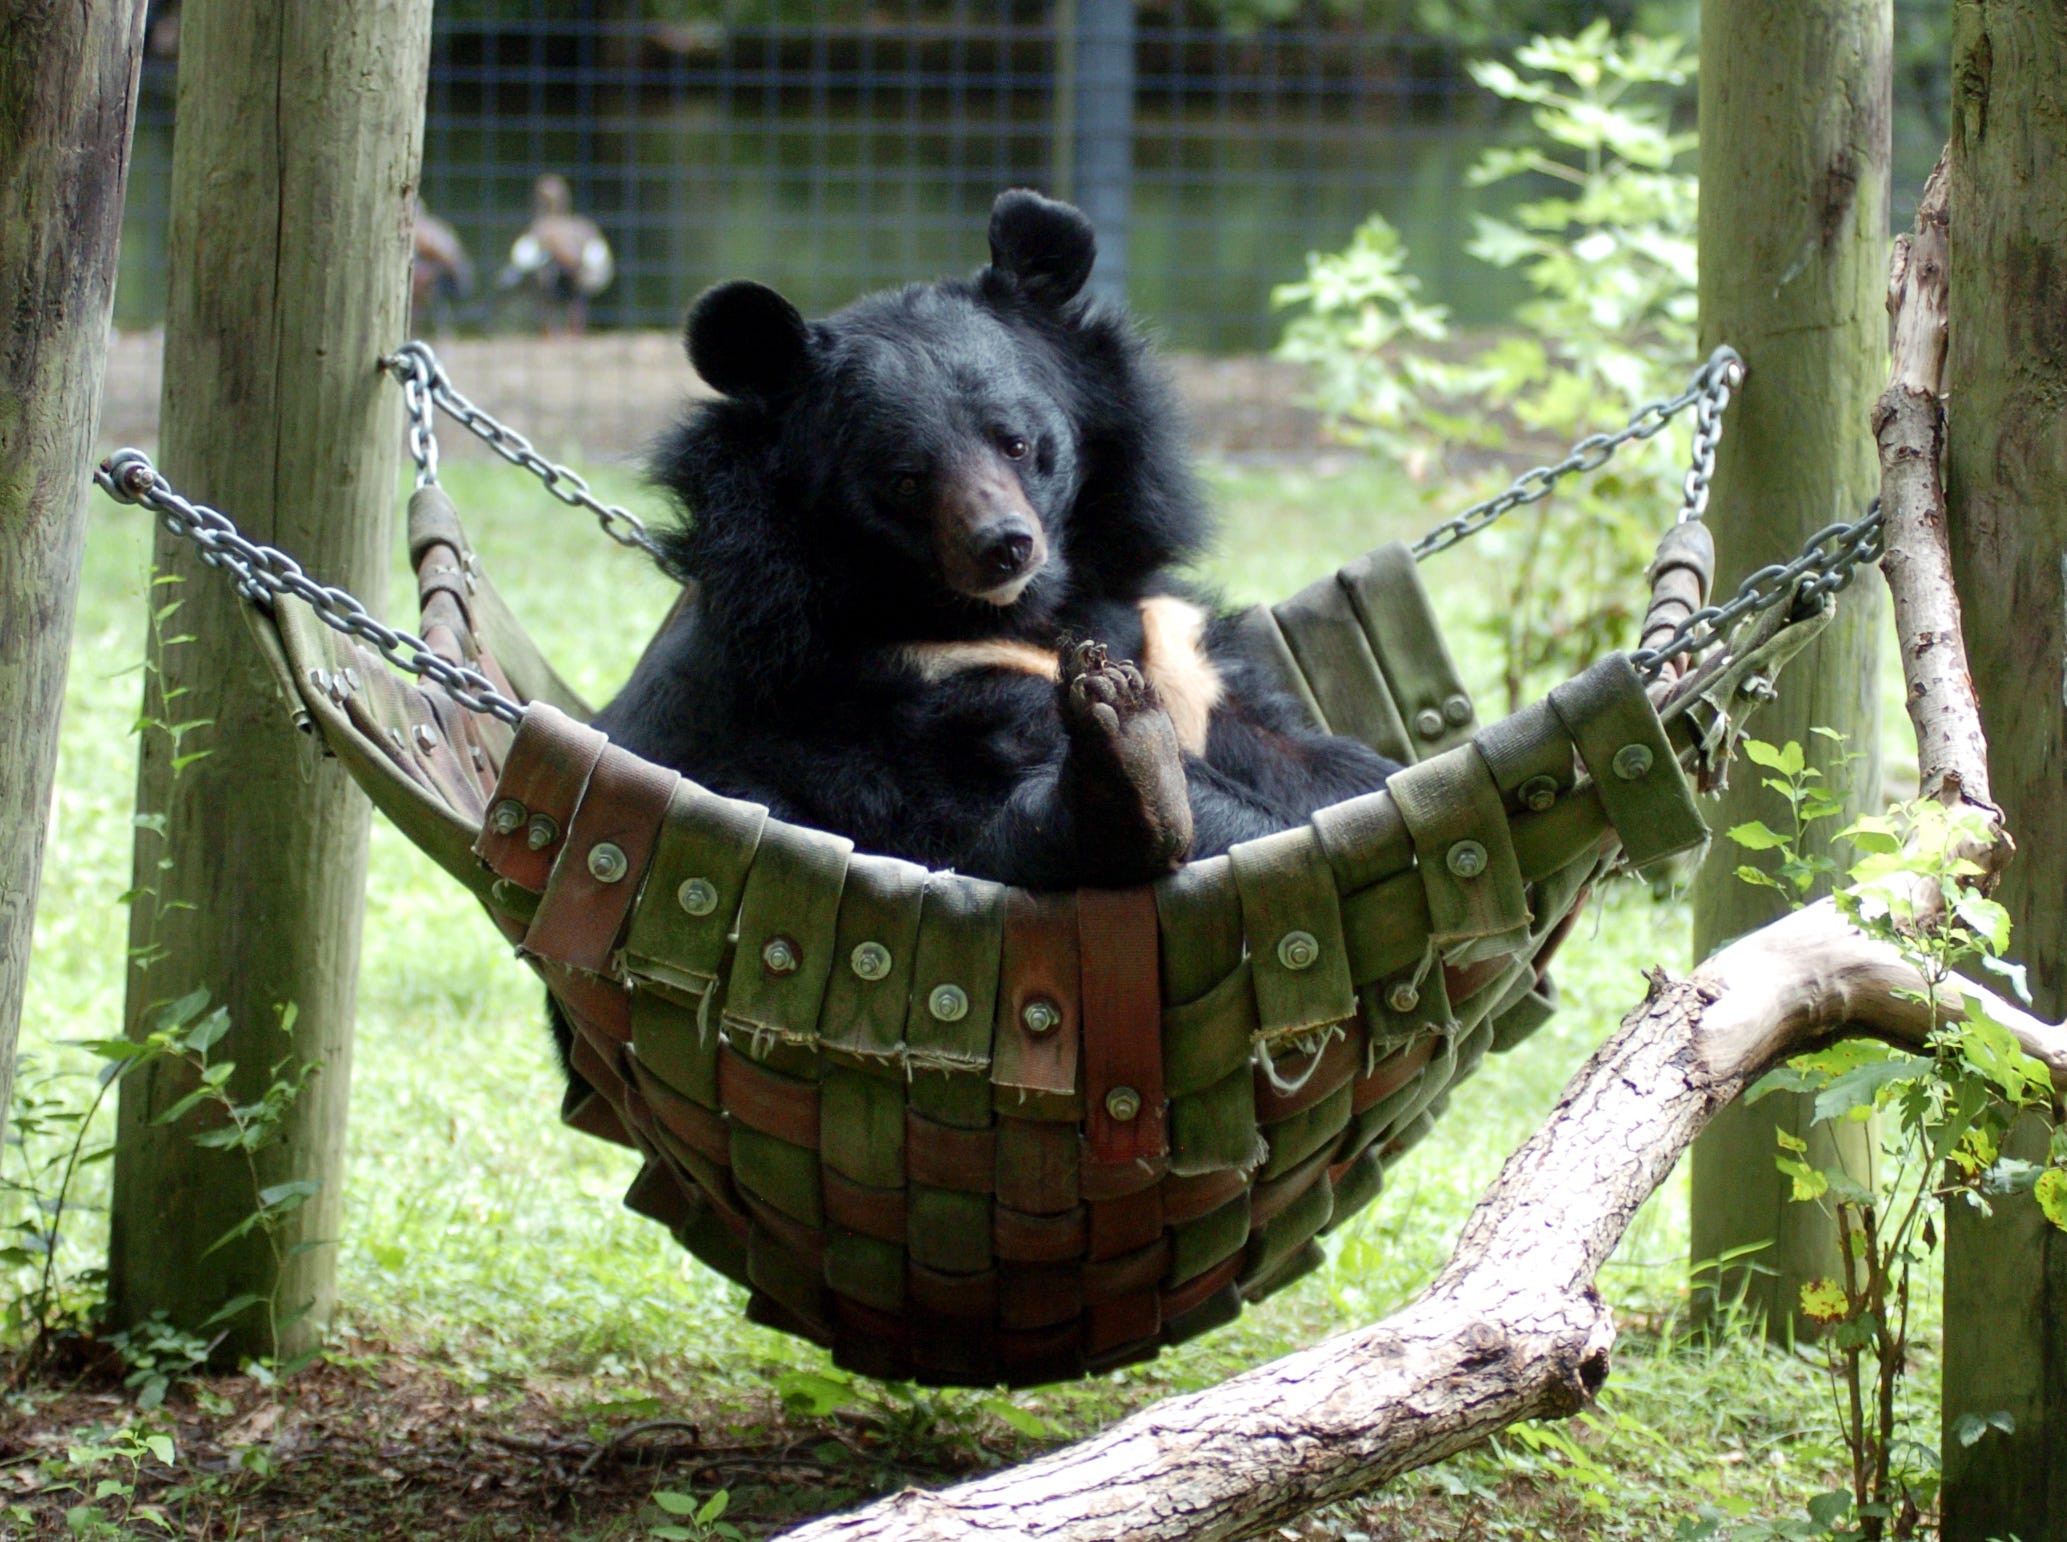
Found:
[1229,826,1357,1038]
[1471,697,1576,807]
[1547,653,1708,870]
[1154,855,1246,1007]
[1384,741,1532,965]
[620,779,770,996]
[903,872,1006,1126]
[1270,574,1411,758]
[407,485,592,721]
[1231,604,1329,734]
[818,851,931,1069]
[267,596,490,899]
[1339,543,1479,761]
[723,819,853,1048]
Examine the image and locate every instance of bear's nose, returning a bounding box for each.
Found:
[978,524,1038,579]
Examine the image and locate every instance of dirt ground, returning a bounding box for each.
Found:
[99,330,1331,464]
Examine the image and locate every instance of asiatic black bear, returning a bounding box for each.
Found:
[598,189,1398,892]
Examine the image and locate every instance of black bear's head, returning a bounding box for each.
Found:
[662,189,1202,652]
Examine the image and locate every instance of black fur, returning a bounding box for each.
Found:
[551,191,1398,1080]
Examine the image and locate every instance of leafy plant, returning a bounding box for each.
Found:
[1274,20,1699,711]
[650,1486,745,1542]
[4,567,323,1398]
[1725,740,2067,1541]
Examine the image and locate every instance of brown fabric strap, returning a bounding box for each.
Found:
[1084,1291,1160,1357]
[993,890,1081,1098]
[524,742,681,972]
[1087,1183,1163,1261]
[476,705,608,891]
[1252,1023,1363,1122]
[905,1111,996,1192]
[1083,1236,1171,1303]
[994,1117,1079,1213]
[717,1045,820,1149]
[998,1264,1082,1330]
[631,1060,732,1166]
[1161,1166,1248,1226]
[1248,1144,1334,1228]
[1078,886,1168,1172]
[822,1169,907,1242]
[1350,1034,1436,1115]
[992,1204,1088,1263]
[909,1262,998,1318]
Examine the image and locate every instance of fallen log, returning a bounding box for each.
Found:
[779,908,2066,1542]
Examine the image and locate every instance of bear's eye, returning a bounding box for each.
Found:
[894,474,921,500]
[1001,435,1030,461]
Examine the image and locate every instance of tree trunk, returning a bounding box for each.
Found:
[105,0,432,1363]
[0,3,150,1149]
[1688,0,1891,1341]
[1941,1,2067,1532]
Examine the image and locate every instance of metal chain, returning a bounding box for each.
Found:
[1629,500,1886,678]
[382,341,672,567]
[1410,345,1745,560]
[95,448,525,726]
[98,341,1873,725]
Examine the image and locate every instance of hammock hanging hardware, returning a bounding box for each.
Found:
[95,341,1875,1387]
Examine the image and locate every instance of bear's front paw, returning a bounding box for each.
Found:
[1059,639,1194,882]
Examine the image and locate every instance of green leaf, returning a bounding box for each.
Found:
[1952,1410,2016,1447]
[1798,1279,1848,1323]
[200,1293,265,1329]
[651,1490,700,1516]
[144,1435,175,1466]
[775,1369,851,1417]
[1727,821,1791,852]
[2035,1168,2067,1232]
[1746,1065,1817,1103]
[1812,1053,1931,1125]
[1742,738,1803,775]
[1806,1489,1853,1527]
[257,1178,321,1213]
[696,1490,730,1525]
[981,1397,1053,1439]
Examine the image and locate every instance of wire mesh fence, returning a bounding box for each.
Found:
[109,1,1952,454]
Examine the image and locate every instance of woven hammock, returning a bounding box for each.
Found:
[102,344,1843,1388]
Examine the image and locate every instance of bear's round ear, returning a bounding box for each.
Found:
[685,281,811,402]
[986,189,1096,307]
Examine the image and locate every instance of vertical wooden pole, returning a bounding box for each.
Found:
[1687,0,1890,1341]
[0,3,151,1147]
[105,0,432,1363]
[1941,1,2067,1532]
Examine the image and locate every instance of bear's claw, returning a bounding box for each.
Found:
[1058,638,1194,883]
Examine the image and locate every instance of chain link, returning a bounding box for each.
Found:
[1410,346,1745,560]
[1630,500,1886,679]
[95,448,525,726]
[382,342,673,568]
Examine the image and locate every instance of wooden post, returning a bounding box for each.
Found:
[105,0,432,1363]
[1941,1,2067,1532]
[1687,0,1890,1341]
[0,4,150,1146]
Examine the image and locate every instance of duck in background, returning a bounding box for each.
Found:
[499,173,614,336]
[410,198,474,335]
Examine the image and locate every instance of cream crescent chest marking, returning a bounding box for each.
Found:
[894,596,1223,756]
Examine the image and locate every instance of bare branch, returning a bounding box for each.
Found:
[1872,151,2003,855]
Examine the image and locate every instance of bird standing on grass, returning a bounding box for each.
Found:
[410,198,474,335]
[499,173,614,337]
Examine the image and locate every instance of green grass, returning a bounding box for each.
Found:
[9,450,1923,1537]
